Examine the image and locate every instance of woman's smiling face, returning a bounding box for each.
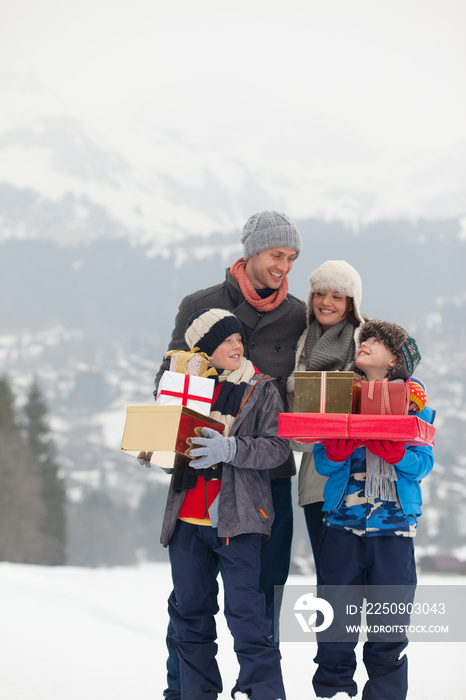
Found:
[312,289,351,330]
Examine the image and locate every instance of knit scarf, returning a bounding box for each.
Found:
[304,318,356,371]
[365,450,398,502]
[210,357,257,436]
[171,358,258,493]
[230,258,288,312]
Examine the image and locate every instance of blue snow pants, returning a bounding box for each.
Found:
[168,519,286,700]
[163,477,293,699]
[313,527,417,700]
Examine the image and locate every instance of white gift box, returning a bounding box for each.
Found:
[155,371,215,416]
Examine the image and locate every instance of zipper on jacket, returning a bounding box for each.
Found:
[259,508,268,519]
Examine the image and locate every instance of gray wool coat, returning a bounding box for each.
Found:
[160,374,290,546]
[154,267,307,479]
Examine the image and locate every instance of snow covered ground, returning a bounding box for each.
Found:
[0,562,464,700]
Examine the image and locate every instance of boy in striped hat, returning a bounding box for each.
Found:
[161,308,289,700]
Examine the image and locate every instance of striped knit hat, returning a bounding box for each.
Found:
[185,309,244,356]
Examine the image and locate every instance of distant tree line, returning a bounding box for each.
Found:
[0,373,169,567]
[0,374,67,565]
[67,484,169,567]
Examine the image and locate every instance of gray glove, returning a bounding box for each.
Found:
[189,427,237,469]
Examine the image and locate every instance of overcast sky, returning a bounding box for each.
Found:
[1,0,464,147]
[0,0,464,225]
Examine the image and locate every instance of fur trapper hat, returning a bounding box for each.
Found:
[354,319,421,380]
[185,308,244,357]
[241,211,301,261]
[307,260,364,325]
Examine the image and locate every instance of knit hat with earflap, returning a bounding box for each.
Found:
[185,308,244,357]
[241,211,301,261]
[308,260,364,325]
[354,319,421,380]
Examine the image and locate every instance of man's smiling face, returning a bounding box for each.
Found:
[245,246,297,290]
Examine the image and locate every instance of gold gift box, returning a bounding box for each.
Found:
[168,350,210,376]
[293,371,358,414]
[121,405,224,469]
[164,348,217,378]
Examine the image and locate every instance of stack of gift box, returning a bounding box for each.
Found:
[279,371,435,446]
[121,348,224,469]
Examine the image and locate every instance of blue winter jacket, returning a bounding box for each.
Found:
[314,408,435,520]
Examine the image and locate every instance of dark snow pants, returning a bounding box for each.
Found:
[168,520,286,700]
[259,476,293,644]
[163,478,293,699]
[303,500,325,584]
[312,527,417,700]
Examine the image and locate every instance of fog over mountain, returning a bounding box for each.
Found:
[0,69,465,248]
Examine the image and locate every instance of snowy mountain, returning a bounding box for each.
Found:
[1,71,465,248]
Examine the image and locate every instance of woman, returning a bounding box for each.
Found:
[286,260,365,581]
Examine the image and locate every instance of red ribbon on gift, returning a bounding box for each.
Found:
[158,374,212,406]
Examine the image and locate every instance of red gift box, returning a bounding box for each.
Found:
[279,413,435,447]
[359,378,409,415]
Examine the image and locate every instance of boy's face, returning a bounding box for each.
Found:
[209,333,244,372]
[355,336,398,381]
[245,247,297,290]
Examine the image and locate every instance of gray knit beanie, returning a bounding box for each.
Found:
[308,260,364,325]
[354,319,421,380]
[241,211,301,261]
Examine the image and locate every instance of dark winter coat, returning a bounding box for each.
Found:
[160,374,290,546]
[154,267,307,478]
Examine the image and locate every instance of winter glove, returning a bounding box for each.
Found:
[137,451,153,469]
[365,440,406,465]
[189,427,237,469]
[408,378,427,413]
[323,438,362,462]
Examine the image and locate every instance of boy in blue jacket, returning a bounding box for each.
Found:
[312,320,434,700]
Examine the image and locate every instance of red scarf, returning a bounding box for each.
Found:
[230,258,288,312]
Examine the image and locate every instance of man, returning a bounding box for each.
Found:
[155,211,307,700]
